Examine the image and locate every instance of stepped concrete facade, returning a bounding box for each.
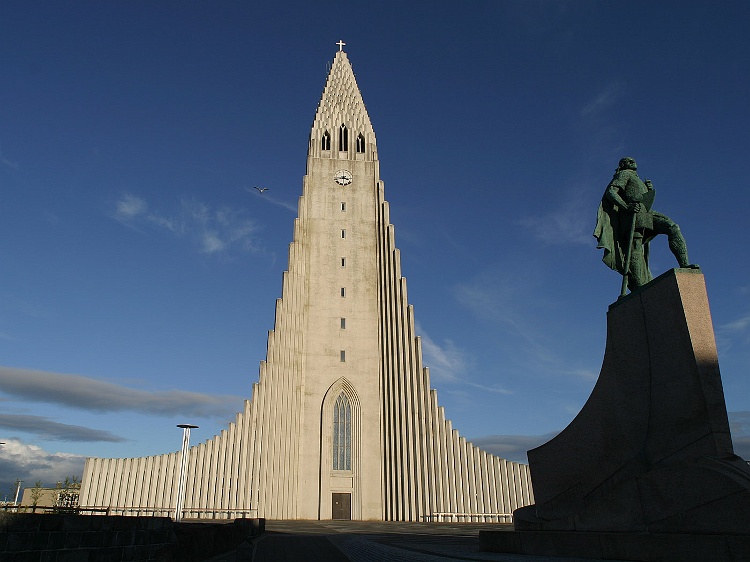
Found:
[80,48,533,521]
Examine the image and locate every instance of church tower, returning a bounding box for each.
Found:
[293,47,383,519]
[80,47,533,521]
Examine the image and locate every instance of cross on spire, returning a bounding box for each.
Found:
[336,40,346,52]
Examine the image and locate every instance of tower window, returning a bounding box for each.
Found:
[340,350,346,362]
[341,257,346,267]
[322,131,331,151]
[333,393,351,470]
[341,202,346,211]
[356,133,365,153]
[339,124,348,151]
[340,287,346,297]
[341,229,346,238]
[340,318,346,329]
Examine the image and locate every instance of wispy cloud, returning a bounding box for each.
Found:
[0,438,86,490]
[115,193,148,221]
[563,368,598,381]
[729,411,750,436]
[729,411,750,460]
[517,194,592,246]
[417,323,511,394]
[453,268,599,383]
[519,84,629,248]
[0,366,243,418]
[717,312,750,352]
[576,82,627,161]
[470,432,559,464]
[0,143,20,170]
[243,187,299,213]
[580,82,624,119]
[454,271,553,361]
[0,413,125,442]
[721,315,750,333]
[113,193,260,255]
[418,328,470,383]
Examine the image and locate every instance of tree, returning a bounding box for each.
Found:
[30,481,43,513]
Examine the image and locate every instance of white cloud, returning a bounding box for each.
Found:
[727,412,750,460]
[722,315,750,333]
[418,328,469,383]
[454,272,552,359]
[563,368,598,381]
[729,411,750,436]
[717,313,750,352]
[0,145,20,170]
[113,193,259,255]
[115,193,148,221]
[201,230,225,253]
[417,323,511,395]
[580,82,624,119]
[0,438,86,491]
[465,382,513,395]
[517,189,593,246]
[0,366,243,418]
[453,269,599,383]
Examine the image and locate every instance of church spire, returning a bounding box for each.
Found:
[309,46,376,161]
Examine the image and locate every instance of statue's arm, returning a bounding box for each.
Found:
[604,171,644,212]
[604,174,629,209]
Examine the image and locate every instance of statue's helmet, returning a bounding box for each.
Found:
[618,157,637,171]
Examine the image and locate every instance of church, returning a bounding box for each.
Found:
[79,46,534,522]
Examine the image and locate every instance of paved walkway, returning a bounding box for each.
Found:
[205,520,628,562]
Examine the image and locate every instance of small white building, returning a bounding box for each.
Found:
[80,47,533,522]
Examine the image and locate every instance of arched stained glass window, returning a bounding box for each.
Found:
[356,133,365,153]
[322,130,331,151]
[339,124,348,151]
[332,392,351,470]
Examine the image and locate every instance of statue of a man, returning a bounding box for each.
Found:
[594,157,698,293]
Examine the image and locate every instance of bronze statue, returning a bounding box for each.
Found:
[594,157,698,296]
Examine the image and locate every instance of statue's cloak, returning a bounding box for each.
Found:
[594,196,654,278]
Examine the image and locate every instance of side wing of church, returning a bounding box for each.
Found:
[79,49,534,522]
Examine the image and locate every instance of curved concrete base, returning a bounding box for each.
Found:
[515,269,750,533]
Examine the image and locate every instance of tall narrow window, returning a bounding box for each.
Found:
[340,287,346,297]
[341,229,346,238]
[322,131,331,151]
[340,318,346,329]
[356,133,365,153]
[340,350,346,362]
[339,124,348,151]
[341,202,346,211]
[332,393,351,470]
[341,257,346,267]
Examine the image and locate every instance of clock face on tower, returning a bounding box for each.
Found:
[334,170,353,186]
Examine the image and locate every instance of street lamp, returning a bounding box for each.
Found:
[174,424,198,521]
[14,480,23,506]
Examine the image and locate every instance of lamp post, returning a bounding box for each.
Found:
[175,424,198,521]
[14,480,23,507]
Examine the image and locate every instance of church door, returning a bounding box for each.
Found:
[332,493,351,520]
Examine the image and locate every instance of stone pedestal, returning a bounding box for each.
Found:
[514,268,750,534]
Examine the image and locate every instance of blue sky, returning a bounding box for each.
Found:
[1,1,749,494]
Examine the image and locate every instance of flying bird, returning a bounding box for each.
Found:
[254,186,269,194]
